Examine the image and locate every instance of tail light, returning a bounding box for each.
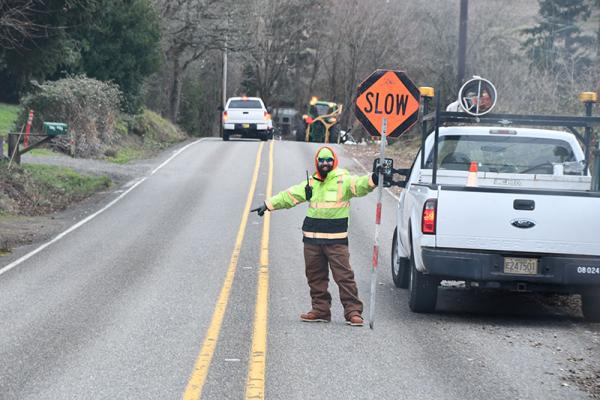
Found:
[422,199,437,234]
[264,111,271,120]
[223,111,228,121]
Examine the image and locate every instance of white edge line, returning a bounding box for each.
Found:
[0,138,206,277]
[351,156,400,201]
[151,139,204,175]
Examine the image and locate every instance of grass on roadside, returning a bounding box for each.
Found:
[0,161,111,216]
[26,148,58,157]
[106,146,146,164]
[1,103,59,158]
[23,164,111,198]
[0,103,20,135]
[3,141,60,158]
[105,110,187,164]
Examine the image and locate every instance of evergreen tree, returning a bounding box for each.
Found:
[592,0,600,59]
[522,0,593,75]
[240,64,259,96]
[75,0,162,112]
[0,0,161,112]
[0,0,98,102]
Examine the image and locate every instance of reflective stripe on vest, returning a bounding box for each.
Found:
[350,176,357,196]
[337,178,343,201]
[302,231,349,239]
[286,190,300,205]
[309,201,350,209]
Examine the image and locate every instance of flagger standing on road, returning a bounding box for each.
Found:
[252,146,378,326]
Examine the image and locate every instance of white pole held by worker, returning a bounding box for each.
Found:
[369,117,387,329]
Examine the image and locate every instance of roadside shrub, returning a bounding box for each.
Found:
[130,109,187,146]
[19,76,122,158]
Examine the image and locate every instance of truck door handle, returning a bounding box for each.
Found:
[514,199,535,210]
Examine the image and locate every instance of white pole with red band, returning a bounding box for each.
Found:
[368,118,387,329]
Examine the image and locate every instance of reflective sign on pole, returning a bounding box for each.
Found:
[354,69,420,138]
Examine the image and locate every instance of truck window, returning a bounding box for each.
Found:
[228,100,263,109]
[309,104,331,116]
[425,135,576,174]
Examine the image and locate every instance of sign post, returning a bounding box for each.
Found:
[23,110,34,148]
[354,69,420,329]
[368,119,387,329]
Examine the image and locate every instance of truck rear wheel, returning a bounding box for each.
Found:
[581,294,600,322]
[391,228,409,288]
[408,241,438,313]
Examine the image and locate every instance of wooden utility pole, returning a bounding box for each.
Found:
[457,0,468,90]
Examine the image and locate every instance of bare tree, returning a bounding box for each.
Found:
[154,0,244,121]
[0,0,43,49]
[241,0,324,106]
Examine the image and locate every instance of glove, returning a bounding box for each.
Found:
[251,202,268,217]
[372,171,379,185]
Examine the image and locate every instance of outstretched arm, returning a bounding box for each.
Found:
[343,174,377,200]
[266,181,308,211]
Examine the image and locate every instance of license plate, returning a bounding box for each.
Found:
[242,123,250,128]
[504,257,538,275]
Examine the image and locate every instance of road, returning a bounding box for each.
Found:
[1,138,599,399]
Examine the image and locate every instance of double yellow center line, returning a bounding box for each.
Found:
[183,141,274,400]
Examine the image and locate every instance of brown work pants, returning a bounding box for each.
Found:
[303,243,363,320]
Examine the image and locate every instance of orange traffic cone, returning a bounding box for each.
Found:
[466,161,478,187]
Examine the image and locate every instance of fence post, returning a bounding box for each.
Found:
[8,133,21,165]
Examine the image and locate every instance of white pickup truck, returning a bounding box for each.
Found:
[391,125,600,321]
[222,97,273,141]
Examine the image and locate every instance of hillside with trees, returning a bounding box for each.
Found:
[1,0,599,138]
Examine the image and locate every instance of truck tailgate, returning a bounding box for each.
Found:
[227,109,265,123]
[436,187,600,257]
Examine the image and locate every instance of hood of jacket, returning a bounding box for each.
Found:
[313,146,339,181]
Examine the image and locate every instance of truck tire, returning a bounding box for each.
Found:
[408,239,438,313]
[223,132,230,141]
[391,227,410,288]
[260,132,268,141]
[581,294,600,322]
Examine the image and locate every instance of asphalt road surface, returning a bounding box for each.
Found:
[1,138,599,399]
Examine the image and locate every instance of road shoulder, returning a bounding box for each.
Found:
[0,139,200,261]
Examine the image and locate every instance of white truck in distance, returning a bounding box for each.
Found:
[392,126,600,321]
[222,97,273,141]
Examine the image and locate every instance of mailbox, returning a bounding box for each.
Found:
[43,122,68,136]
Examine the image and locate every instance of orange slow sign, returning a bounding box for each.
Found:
[355,69,420,137]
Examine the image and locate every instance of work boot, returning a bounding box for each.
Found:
[345,314,364,327]
[300,311,330,323]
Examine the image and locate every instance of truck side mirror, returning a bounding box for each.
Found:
[393,169,410,188]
